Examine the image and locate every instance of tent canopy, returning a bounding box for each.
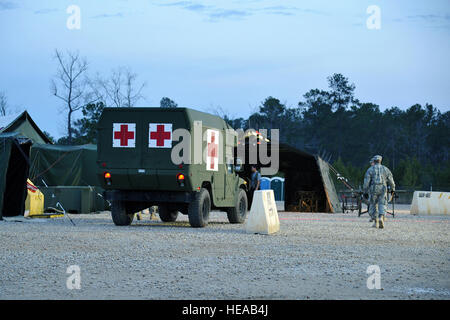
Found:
[0,133,32,219]
[0,111,52,144]
[276,143,341,213]
[240,140,342,213]
[29,144,99,187]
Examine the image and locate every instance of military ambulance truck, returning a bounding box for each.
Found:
[97,107,249,227]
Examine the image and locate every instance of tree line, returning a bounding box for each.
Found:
[223,74,450,191]
[1,50,448,190]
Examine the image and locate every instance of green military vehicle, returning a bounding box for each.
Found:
[97,107,249,227]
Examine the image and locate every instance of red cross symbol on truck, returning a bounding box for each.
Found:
[149,124,172,148]
[114,124,135,147]
[150,125,171,146]
[208,131,218,170]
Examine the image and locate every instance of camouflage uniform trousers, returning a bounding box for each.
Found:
[369,185,387,218]
[362,197,374,219]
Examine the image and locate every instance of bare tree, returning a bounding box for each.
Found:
[89,67,145,108]
[89,69,122,108]
[0,91,8,116]
[209,104,234,120]
[51,49,94,144]
[124,68,146,108]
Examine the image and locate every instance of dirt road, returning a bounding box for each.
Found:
[1,206,449,299]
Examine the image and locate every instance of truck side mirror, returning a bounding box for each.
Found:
[235,158,243,172]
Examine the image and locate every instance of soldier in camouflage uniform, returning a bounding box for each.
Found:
[363,155,395,229]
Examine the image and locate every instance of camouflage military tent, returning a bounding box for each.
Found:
[28,144,108,214]
[0,133,32,219]
[29,144,99,187]
[0,111,52,144]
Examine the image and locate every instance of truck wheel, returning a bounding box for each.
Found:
[111,200,134,226]
[188,188,211,228]
[226,189,248,224]
[158,205,179,222]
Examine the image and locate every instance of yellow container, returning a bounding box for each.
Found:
[24,179,44,217]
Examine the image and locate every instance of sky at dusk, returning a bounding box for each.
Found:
[0,0,449,138]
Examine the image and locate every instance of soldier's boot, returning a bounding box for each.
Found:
[372,218,380,229]
[378,216,384,229]
[372,218,378,228]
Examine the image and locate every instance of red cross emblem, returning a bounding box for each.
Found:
[207,129,219,171]
[149,123,172,148]
[113,123,136,148]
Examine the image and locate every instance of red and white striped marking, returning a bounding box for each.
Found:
[27,182,38,193]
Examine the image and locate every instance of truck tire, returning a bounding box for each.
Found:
[188,188,211,228]
[226,189,248,224]
[158,205,179,222]
[111,200,134,226]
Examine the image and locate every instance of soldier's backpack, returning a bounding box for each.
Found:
[373,165,385,185]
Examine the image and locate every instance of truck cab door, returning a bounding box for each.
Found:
[224,131,238,205]
[225,162,239,205]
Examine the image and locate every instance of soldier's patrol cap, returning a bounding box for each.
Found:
[373,155,382,161]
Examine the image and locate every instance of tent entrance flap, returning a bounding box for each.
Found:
[316,157,342,213]
[0,134,32,218]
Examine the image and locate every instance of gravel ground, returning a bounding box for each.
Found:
[0,204,449,300]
